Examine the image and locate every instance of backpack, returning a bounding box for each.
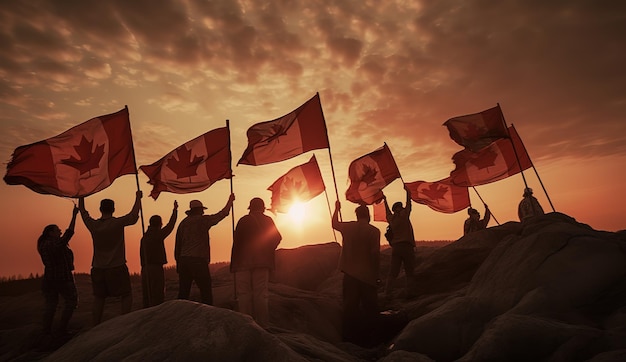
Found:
[384,225,394,242]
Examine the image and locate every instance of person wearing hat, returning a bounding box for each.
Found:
[518,187,545,222]
[464,205,491,235]
[78,190,142,326]
[174,193,235,305]
[230,197,281,328]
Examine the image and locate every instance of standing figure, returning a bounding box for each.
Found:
[37,205,79,337]
[140,200,178,307]
[464,205,491,235]
[518,187,545,221]
[230,197,282,328]
[175,194,234,305]
[78,191,142,326]
[332,200,380,344]
[383,186,416,299]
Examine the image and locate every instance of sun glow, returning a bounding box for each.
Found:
[287,201,307,225]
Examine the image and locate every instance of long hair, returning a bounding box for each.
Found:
[37,224,57,251]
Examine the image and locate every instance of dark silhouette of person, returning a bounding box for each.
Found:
[383,186,416,299]
[140,200,178,308]
[518,187,545,221]
[332,200,380,344]
[175,194,234,305]
[230,197,282,328]
[37,205,79,337]
[464,205,491,235]
[78,191,142,326]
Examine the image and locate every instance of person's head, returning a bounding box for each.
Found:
[149,215,162,228]
[468,207,480,220]
[100,199,115,214]
[186,200,207,215]
[248,197,265,213]
[523,188,533,197]
[42,224,61,239]
[355,204,370,222]
[392,201,403,213]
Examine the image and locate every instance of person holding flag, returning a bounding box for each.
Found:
[464,205,491,235]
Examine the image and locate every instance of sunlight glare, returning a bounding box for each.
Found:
[288,202,306,225]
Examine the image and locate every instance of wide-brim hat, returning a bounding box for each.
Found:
[187,200,207,213]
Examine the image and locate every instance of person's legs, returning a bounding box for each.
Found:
[177,261,193,300]
[58,280,78,333]
[41,280,58,334]
[192,260,213,305]
[235,270,252,316]
[121,294,132,315]
[150,265,165,306]
[141,267,149,308]
[107,265,132,315]
[385,246,402,296]
[92,296,105,326]
[251,268,270,328]
[90,268,106,326]
[342,274,361,342]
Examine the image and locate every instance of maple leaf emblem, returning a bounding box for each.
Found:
[61,135,105,175]
[281,176,305,201]
[360,164,379,186]
[469,149,498,170]
[166,145,205,179]
[422,184,448,203]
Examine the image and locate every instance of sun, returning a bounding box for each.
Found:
[287,201,306,224]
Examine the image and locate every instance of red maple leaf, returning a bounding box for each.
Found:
[166,145,205,179]
[61,135,105,175]
[360,164,379,185]
[469,149,499,170]
[281,176,305,200]
[422,184,448,202]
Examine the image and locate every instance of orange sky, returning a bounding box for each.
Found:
[1,1,625,278]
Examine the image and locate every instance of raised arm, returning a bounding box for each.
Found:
[68,205,79,232]
[482,205,491,227]
[383,194,392,220]
[78,197,89,221]
[404,185,412,213]
[162,200,178,236]
[331,200,342,230]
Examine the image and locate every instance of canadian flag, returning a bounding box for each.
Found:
[443,105,509,152]
[267,155,325,213]
[405,178,470,213]
[345,144,401,205]
[4,108,136,197]
[139,127,232,199]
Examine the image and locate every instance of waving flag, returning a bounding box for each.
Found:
[345,144,401,205]
[372,199,387,222]
[139,127,232,199]
[405,178,470,213]
[450,125,532,187]
[237,93,329,166]
[267,155,325,213]
[4,108,136,197]
[443,105,508,152]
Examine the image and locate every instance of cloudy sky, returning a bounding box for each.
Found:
[1,0,625,278]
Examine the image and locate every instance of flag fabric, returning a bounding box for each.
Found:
[372,199,387,222]
[237,93,329,166]
[267,155,325,213]
[345,144,401,205]
[443,105,509,152]
[450,125,532,187]
[405,178,470,213]
[139,127,232,199]
[4,108,136,197]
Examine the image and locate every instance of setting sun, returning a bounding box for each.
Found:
[287,201,307,225]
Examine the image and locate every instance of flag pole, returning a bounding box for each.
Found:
[471,186,500,225]
[323,189,338,243]
[226,119,238,304]
[498,103,530,191]
[510,124,556,212]
[317,92,343,221]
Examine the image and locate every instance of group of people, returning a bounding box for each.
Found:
[36,185,545,342]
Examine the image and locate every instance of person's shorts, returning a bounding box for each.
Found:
[91,265,132,297]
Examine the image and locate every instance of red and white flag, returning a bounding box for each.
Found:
[237,93,329,166]
[267,155,325,213]
[405,178,470,213]
[443,105,509,152]
[372,199,387,222]
[139,127,232,199]
[4,108,136,197]
[345,144,401,205]
[450,125,532,187]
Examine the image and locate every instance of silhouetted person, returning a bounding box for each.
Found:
[518,187,545,221]
[140,200,178,308]
[37,205,79,337]
[464,205,491,235]
[78,191,142,326]
[383,186,416,299]
[231,197,282,328]
[175,194,234,305]
[332,200,380,344]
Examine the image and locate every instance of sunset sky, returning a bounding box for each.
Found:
[1,1,625,278]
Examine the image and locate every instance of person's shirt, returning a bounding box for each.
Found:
[385,207,415,247]
[333,220,380,286]
[175,209,229,261]
[140,210,177,266]
[518,196,545,221]
[37,229,75,281]
[463,209,491,235]
[81,211,139,268]
[231,212,282,272]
